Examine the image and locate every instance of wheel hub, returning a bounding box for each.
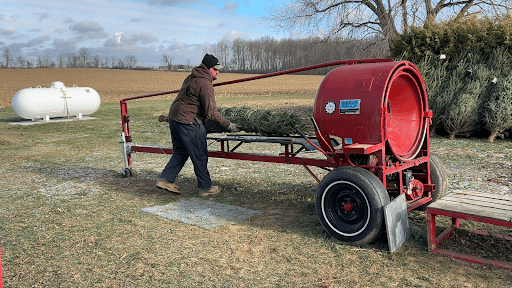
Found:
[343,202,354,211]
[333,192,363,223]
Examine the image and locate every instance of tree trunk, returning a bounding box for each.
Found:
[488,132,497,143]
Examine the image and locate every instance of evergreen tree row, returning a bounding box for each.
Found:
[408,48,512,142]
[390,16,512,60]
[392,16,512,142]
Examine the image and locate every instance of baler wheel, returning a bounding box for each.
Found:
[418,154,448,210]
[316,166,390,245]
[122,167,135,178]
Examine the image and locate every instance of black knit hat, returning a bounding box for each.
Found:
[202,54,223,70]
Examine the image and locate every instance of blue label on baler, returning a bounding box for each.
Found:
[339,99,361,114]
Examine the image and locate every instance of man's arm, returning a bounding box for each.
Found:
[199,80,231,128]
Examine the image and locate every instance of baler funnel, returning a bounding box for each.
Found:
[313,61,429,161]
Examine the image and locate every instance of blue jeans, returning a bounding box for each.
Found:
[160,119,212,189]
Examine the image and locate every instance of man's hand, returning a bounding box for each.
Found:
[158,115,168,122]
[228,122,241,132]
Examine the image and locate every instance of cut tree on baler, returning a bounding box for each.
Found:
[119,58,448,245]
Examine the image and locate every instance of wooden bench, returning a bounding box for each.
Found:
[426,190,512,270]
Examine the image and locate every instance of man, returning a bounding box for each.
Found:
[156,54,240,197]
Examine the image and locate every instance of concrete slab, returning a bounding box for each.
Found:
[142,198,263,230]
[9,116,98,125]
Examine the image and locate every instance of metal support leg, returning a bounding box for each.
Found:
[426,210,437,252]
[120,132,134,177]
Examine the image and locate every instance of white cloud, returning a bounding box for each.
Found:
[223,2,238,11]
[69,21,108,39]
[38,13,50,22]
[1,26,17,35]
[104,32,158,47]
[6,35,51,51]
[51,38,80,50]
[222,31,245,42]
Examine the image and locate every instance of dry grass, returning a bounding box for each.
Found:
[1,68,512,287]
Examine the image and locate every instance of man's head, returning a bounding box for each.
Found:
[202,54,223,70]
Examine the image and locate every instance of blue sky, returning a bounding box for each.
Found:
[0,0,288,66]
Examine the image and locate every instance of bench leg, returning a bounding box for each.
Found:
[426,211,437,251]
[452,217,459,228]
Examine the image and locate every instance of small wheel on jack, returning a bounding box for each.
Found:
[122,167,135,178]
[316,166,390,245]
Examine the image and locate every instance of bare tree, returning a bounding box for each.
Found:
[16,56,26,68]
[161,53,173,70]
[91,55,101,68]
[67,53,79,68]
[35,57,43,68]
[102,56,110,68]
[212,40,231,69]
[2,48,13,68]
[269,0,511,48]
[112,58,124,69]
[42,55,54,68]
[57,53,66,68]
[78,47,89,68]
[124,55,137,69]
[231,38,247,71]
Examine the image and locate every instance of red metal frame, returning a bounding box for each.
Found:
[120,58,394,143]
[427,208,512,270]
[130,141,339,174]
[119,58,435,210]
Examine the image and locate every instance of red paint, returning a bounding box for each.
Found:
[427,207,512,270]
[313,61,429,161]
[343,202,354,211]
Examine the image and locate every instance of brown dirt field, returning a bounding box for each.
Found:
[0,68,325,108]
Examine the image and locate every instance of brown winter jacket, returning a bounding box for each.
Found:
[168,64,230,128]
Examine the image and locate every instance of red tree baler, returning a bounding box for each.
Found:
[120,58,447,245]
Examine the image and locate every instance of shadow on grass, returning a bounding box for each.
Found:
[25,160,326,237]
[114,172,393,249]
[0,115,24,122]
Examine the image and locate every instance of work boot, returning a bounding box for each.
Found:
[199,186,220,197]
[156,178,180,194]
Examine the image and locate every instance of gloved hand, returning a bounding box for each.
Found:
[228,122,241,132]
[158,115,168,122]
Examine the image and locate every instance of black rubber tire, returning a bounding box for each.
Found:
[122,167,135,178]
[315,166,390,245]
[418,154,448,210]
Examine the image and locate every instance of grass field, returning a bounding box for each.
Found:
[0,68,511,287]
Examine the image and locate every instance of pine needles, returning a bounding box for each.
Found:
[204,106,312,136]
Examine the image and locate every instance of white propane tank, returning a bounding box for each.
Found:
[12,81,101,121]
